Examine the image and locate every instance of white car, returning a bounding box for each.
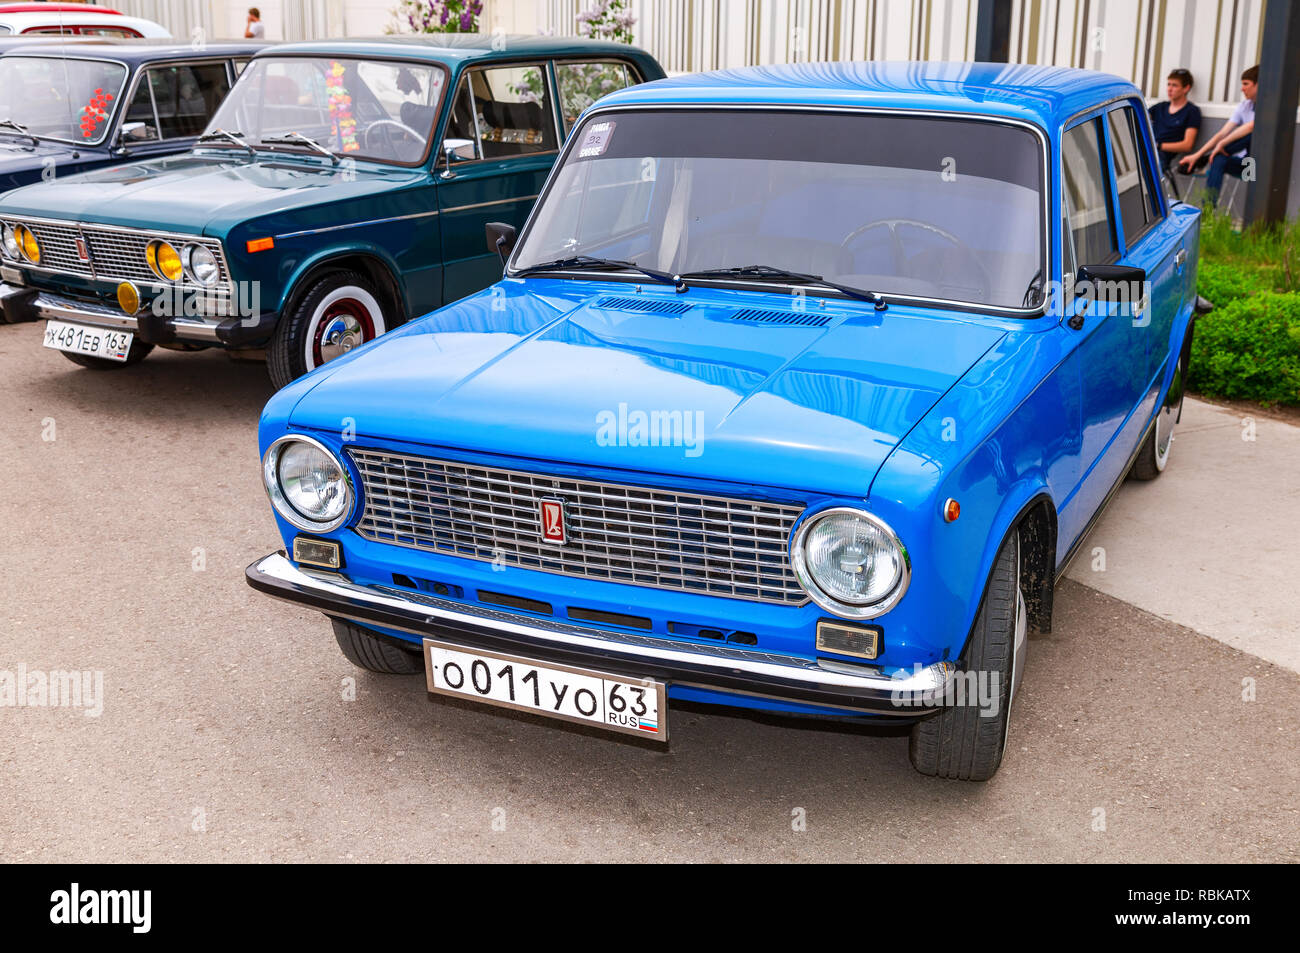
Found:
[0,9,169,39]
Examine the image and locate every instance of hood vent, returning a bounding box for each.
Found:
[594,295,693,315]
[729,307,833,327]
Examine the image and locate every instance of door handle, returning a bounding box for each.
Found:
[1175,248,1187,270]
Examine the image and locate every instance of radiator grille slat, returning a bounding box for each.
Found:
[348,449,808,606]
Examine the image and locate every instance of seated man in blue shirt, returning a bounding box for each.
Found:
[1179,65,1257,203]
[1148,68,1201,175]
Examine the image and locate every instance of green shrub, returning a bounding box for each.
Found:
[1196,259,1275,306]
[1189,292,1300,405]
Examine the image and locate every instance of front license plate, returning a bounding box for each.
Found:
[42,320,132,362]
[423,639,667,741]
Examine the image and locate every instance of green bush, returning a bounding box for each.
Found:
[1196,259,1276,306]
[1189,292,1300,405]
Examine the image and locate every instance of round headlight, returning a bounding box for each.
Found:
[146,240,182,282]
[1,224,20,260]
[15,225,39,264]
[791,507,909,618]
[182,243,219,286]
[262,435,353,532]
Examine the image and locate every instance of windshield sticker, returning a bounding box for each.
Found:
[577,120,615,158]
[326,61,358,153]
[79,87,114,139]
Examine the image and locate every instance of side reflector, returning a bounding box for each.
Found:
[246,237,275,253]
[293,536,341,569]
[943,498,961,522]
[816,620,881,660]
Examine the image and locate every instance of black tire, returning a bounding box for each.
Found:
[1131,341,1189,481]
[268,270,388,390]
[59,339,154,369]
[909,531,1020,781]
[331,618,424,675]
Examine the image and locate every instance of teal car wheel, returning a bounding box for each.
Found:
[268,270,388,389]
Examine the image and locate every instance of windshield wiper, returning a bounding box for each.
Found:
[197,128,255,156]
[515,255,686,291]
[0,118,39,146]
[261,132,339,164]
[680,264,886,310]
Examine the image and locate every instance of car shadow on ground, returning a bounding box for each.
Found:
[13,334,277,425]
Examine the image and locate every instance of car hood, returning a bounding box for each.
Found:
[286,281,1006,498]
[0,152,424,235]
[0,139,80,188]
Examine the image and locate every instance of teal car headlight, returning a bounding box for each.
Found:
[791,507,909,618]
[182,243,219,286]
[1,224,20,261]
[262,435,353,532]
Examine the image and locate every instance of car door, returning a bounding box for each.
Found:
[115,60,234,160]
[436,62,562,304]
[1060,114,1148,523]
[1105,102,1185,402]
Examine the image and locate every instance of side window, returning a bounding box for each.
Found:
[444,64,557,162]
[123,73,160,140]
[1107,105,1157,244]
[146,64,232,139]
[1062,117,1116,275]
[555,60,637,134]
[232,59,250,77]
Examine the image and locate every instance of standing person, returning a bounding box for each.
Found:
[1179,65,1257,203]
[244,7,265,39]
[1148,68,1201,175]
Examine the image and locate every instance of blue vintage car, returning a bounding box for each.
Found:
[0,35,664,387]
[0,40,263,194]
[246,62,1205,780]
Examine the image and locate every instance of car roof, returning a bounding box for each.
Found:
[594,61,1138,132]
[0,9,155,26]
[256,33,653,65]
[3,38,268,63]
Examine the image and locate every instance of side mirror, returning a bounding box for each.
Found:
[485,222,516,264]
[117,122,153,148]
[1069,264,1148,330]
[438,137,476,178]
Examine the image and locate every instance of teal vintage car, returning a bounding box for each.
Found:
[0,34,663,387]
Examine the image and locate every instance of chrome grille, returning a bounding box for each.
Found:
[23,220,84,273]
[1,216,229,291]
[349,449,809,606]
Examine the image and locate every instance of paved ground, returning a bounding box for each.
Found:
[1,325,1296,862]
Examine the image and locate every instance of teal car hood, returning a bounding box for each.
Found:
[286,282,1007,497]
[0,153,426,235]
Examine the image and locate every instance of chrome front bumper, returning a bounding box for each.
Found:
[246,552,954,716]
[0,282,276,345]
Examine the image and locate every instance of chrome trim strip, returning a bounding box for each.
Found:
[441,194,540,214]
[274,208,442,240]
[249,552,954,706]
[508,101,1052,318]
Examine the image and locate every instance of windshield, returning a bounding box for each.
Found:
[513,109,1046,310]
[0,56,127,144]
[204,56,446,165]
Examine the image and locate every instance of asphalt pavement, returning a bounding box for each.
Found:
[1,324,1296,862]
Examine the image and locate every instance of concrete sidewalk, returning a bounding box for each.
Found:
[1067,398,1300,673]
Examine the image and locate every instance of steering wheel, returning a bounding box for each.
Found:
[363,119,427,154]
[839,218,990,296]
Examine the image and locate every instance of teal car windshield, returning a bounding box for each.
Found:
[512,109,1047,310]
[0,57,128,145]
[204,56,447,165]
